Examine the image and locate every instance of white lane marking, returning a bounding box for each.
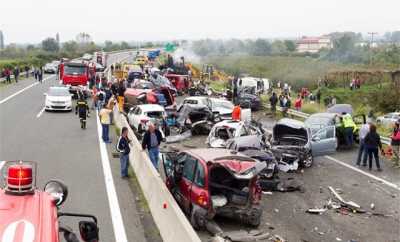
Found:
[36,107,45,118]
[0,75,55,105]
[96,111,128,242]
[325,155,400,191]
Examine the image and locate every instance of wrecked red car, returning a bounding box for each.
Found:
[164,74,190,95]
[123,87,176,113]
[160,148,266,229]
[0,161,99,242]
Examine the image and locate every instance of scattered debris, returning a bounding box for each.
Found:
[370,203,375,210]
[165,130,192,143]
[306,208,327,214]
[336,237,342,241]
[328,186,361,210]
[271,234,286,242]
[263,191,273,195]
[222,230,271,242]
[274,209,280,213]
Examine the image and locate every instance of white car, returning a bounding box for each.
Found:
[44,63,57,73]
[127,104,167,135]
[206,120,264,148]
[44,87,72,111]
[377,112,400,126]
[182,96,234,120]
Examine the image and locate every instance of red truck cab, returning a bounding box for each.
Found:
[60,62,90,87]
[0,161,99,242]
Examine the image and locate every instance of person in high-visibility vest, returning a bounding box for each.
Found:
[232,105,241,121]
[342,112,356,148]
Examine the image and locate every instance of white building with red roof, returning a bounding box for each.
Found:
[297,36,332,53]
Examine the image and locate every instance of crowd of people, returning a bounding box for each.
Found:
[1,66,44,84]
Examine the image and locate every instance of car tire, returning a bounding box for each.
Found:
[244,208,262,227]
[301,153,314,168]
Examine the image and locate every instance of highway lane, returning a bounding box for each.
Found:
[0,75,118,241]
[0,51,139,241]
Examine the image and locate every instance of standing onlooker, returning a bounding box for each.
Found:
[5,68,11,83]
[91,86,98,110]
[13,66,20,83]
[117,127,131,178]
[269,92,278,115]
[356,121,370,166]
[142,123,163,170]
[97,88,106,112]
[232,104,241,121]
[390,120,400,168]
[117,80,126,112]
[99,105,112,143]
[294,94,302,111]
[38,67,43,83]
[316,89,321,104]
[34,67,38,80]
[364,124,383,171]
[25,66,29,78]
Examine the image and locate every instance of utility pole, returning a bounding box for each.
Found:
[368,32,378,65]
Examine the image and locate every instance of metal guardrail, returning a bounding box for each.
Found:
[264,103,392,145]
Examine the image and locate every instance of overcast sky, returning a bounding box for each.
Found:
[1,0,399,44]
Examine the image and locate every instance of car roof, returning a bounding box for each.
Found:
[137,104,165,112]
[186,148,255,163]
[214,120,243,129]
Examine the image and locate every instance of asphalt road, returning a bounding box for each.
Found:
[0,52,150,242]
[170,96,400,242]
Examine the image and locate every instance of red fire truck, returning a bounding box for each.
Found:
[60,61,95,96]
[0,161,99,242]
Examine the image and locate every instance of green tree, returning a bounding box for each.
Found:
[62,41,78,55]
[120,41,130,50]
[248,39,271,56]
[271,40,288,55]
[284,40,296,52]
[41,38,59,52]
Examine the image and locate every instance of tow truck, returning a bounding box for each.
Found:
[0,161,100,242]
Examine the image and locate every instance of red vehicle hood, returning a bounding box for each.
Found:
[0,189,59,242]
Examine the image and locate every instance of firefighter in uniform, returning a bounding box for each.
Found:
[76,96,90,129]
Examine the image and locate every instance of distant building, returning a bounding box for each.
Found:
[0,30,4,49]
[297,36,332,53]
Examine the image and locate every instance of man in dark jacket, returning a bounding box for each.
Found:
[269,92,278,115]
[142,123,163,170]
[13,67,20,83]
[364,124,383,171]
[117,127,131,178]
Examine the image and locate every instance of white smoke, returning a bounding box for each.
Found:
[172,42,201,64]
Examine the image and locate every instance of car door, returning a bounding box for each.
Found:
[190,160,209,209]
[179,155,197,214]
[311,125,337,156]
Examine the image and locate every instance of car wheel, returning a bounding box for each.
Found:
[244,208,262,227]
[302,153,314,168]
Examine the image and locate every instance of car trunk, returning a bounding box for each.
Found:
[208,160,265,210]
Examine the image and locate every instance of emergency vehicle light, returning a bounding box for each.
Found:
[7,164,33,188]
